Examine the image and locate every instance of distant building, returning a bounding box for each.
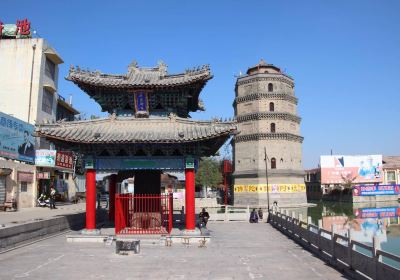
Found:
[305,155,400,202]
[232,59,306,206]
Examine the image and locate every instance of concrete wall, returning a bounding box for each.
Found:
[0,159,36,208]
[0,38,61,125]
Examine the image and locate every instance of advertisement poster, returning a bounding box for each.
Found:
[320,155,382,184]
[0,111,35,163]
[35,150,56,167]
[234,184,306,193]
[353,184,399,196]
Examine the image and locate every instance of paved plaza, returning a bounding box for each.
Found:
[0,222,348,280]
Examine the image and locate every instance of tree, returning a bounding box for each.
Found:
[195,157,223,191]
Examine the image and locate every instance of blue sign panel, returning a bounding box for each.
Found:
[134,91,148,112]
[353,184,400,196]
[0,111,35,163]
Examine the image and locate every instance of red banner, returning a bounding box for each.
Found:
[55,151,74,170]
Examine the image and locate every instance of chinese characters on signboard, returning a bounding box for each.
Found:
[0,18,31,39]
[55,151,74,170]
[35,150,56,167]
[352,184,400,196]
[0,111,35,163]
[134,91,148,115]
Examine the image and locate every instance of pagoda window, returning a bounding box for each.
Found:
[269,102,274,112]
[268,83,273,92]
[270,123,276,133]
[271,158,276,169]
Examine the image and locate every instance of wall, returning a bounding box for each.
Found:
[0,159,36,208]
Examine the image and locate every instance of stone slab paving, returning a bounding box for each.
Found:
[0,222,349,280]
[0,203,86,226]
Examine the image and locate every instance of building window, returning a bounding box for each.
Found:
[45,58,56,80]
[271,158,276,169]
[387,171,396,184]
[270,123,276,133]
[269,102,274,112]
[268,83,273,92]
[20,182,27,192]
[42,88,53,114]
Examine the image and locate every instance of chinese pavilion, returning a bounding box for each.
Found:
[36,61,236,234]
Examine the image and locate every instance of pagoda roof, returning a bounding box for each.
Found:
[36,114,236,144]
[66,61,212,90]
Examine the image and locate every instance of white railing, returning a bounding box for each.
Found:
[269,210,400,280]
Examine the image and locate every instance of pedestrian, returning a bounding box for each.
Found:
[199,208,210,228]
[49,186,57,209]
[258,208,264,220]
[97,190,101,209]
[249,208,259,223]
[272,201,279,213]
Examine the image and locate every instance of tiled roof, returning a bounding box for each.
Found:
[383,156,400,169]
[36,114,237,144]
[66,61,212,89]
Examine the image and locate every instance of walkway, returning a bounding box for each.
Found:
[0,222,348,279]
[0,203,86,226]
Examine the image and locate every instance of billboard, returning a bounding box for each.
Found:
[35,150,56,167]
[0,111,35,163]
[320,155,382,184]
[353,184,400,196]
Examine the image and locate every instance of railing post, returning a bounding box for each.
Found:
[291,211,296,234]
[318,219,322,228]
[168,193,173,233]
[307,216,312,225]
[331,224,337,264]
[373,235,381,280]
[347,229,353,270]
[224,205,229,222]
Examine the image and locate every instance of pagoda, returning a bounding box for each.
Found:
[37,61,236,234]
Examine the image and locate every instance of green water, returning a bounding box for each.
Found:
[305,200,400,268]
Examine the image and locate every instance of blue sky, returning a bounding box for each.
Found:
[2,0,400,168]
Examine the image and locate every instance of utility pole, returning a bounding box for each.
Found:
[264,147,270,214]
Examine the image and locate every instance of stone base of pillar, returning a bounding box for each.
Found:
[80,229,101,235]
[181,228,201,236]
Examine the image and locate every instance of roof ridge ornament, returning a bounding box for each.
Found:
[168,112,177,121]
[158,60,168,77]
[110,112,117,121]
[128,60,138,76]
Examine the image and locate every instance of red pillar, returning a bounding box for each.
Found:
[185,168,195,230]
[85,169,96,230]
[108,174,117,221]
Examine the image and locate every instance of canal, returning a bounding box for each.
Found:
[296,200,400,269]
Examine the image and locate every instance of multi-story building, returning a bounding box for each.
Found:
[232,59,306,206]
[0,35,79,208]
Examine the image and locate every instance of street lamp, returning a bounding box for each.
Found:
[264,147,270,216]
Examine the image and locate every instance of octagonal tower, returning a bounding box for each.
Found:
[233,59,306,207]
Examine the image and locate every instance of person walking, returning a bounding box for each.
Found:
[49,186,57,209]
[199,208,210,228]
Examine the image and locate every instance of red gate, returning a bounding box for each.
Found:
[115,193,173,235]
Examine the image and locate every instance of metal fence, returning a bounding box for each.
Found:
[115,194,173,235]
[268,210,400,280]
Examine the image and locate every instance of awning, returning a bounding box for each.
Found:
[0,168,12,176]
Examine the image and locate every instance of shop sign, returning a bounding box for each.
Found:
[0,18,31,39]
[354,207,400,219]
[37,172,50,179]
[85,157,95,169]
[352,184,400,196]
[18,172,33,183]
[0,111,35,164]
[185,156,195,169]
[55,151,74,170]
[234,184,306,193]
[35,150,56,167]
